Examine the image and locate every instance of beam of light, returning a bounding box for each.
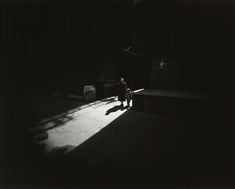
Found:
[31,89,144,155]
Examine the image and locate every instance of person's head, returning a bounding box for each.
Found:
[120,78,124,82]
[127,88,131,92]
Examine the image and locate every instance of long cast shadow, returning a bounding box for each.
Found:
[105,105,128,115]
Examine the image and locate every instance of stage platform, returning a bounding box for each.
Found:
[132,89,206,119]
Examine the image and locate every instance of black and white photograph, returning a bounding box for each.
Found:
[0,0,234,188]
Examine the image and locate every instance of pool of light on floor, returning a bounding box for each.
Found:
[33,96,132,154]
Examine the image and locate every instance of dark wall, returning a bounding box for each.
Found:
[1,1,135,95]
[2,1,235,91]
[2,3,91,93]
[144,1,235,91]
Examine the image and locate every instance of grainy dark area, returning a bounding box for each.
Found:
[1,0,234,188]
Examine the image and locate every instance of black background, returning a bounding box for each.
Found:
[1,0,235,188]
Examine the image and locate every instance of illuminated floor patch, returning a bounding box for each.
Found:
[32,96,132,154]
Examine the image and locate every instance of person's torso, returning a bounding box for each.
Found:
[118,82,126,91]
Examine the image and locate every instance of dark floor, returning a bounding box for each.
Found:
[0,92,234,189]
